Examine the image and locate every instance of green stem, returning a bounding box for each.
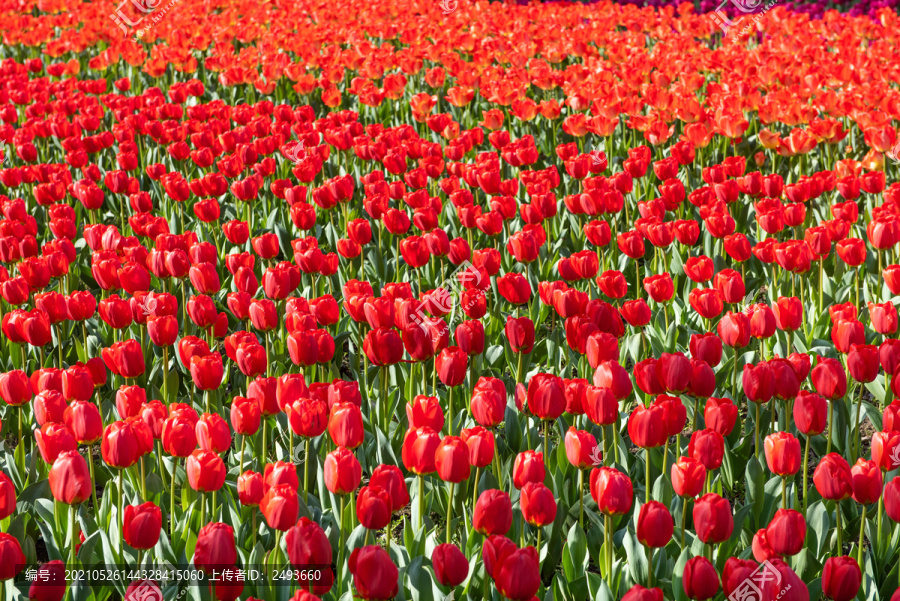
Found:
[853,386,863,463]
[645,448,651,503]
[446,482,454,544]
[648,546,654,587]
[448,387,454,437]
[858,504,867,568]
[681,498,688,548]
[836,501,843,554]
[304,438,310,505]
[118,469,124,561]
[803,435,810,517]
[87,446,98,510]
[418,475,424,532]
[826,399,834,456]
[170,460,177,538]
[578,469,584,528]
[782,476,788,509]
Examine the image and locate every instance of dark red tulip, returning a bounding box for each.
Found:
[432,543,469,587]
[822,556,861,601]
[682,556,720,600]
[636,500,673,548]
[590,466,633,516]
[766,508,806,556]
[348,546,399,601]
[693,493,734,543]
[123,502,162,550]
[689,429,725,470]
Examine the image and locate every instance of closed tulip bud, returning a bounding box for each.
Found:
[752,528,781,562]
[717,311,751,348]
[196,413,231,454]
[693,493,734,543]
[621,585,664,601]
[471,377,506,428]
[584,385,618,427]
[0,369,32,406]
[27,559,65,601]
[773,297,803,332]
[872,430,900,471]
[634,358,665,396]
[812,356,847,399]
[793,391,828,436]
[101,420,141,469]
[123,502,162,550]
[455,320,484,355]
[689,429,725,470]
[260,483,299,531]
[682,556,720,600]
[63,400,103,444]
[813,453,853,501]
[743,362,775,404]
[885,340,900,376]
[190,353,224,391]
[49,450,92,505]
[263,461,299,491]
[237,471,264,506]
[672,457,706,498]
[161,416,198,458]
[193,523,237,575]
[848,344,880,383]
[327,402,364,449]
[186,449,226,492]
[432,543,469,587]
[764,431,802,475]
[0,533,25,581]
[593,360,633,400]
[460,427,494,468]
[493,546,541,601]
[850,458,882,505]
[657,353,691,394]
[822,556,862,601]
[512,450,544,489]
[436,346,468,387]
[690,333,723,367]
[363,327,403,366]
[369,464,409,513]
[868,301,898,334]
[885,479,900,522]
[402,427,440,475]
[704,397,738,436]
[637,500,674,548]
[348,545,399,600]
[832,319,865,354]
[473,489,512,536]
[230,396,261,436]
[628,404,668,449]
[748,303,776,339]
[527,373,565,421]
[643,273,674,303]
[505,316,535,353]
[520,481,557,527]
[620,299,651,327]
[766,508,806,556]
[324,446,361,494]
[590,466,633,515]
[565,427,598,469]
[0,472,14,520]
[434,436,471,483]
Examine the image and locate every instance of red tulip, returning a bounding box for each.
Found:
[590,466,633,515]
[822,556,861,601]
[766,508,806,556]
[637,500,673,548]
[324,446,361,494]
[473,489,513,536]
[432,543,469,587]
[813,453,853,501]
[682,556,720,600]
[348,546,399,600]
[49,450,92,505]
[520,481,557,527]
[186,449,226,492]
[693,493,734,543]
[764,431,802,475]
[123,502,162,550]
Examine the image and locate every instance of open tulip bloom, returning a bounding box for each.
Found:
[4,2,900,601]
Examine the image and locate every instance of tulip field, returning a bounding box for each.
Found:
[5,0,900,600]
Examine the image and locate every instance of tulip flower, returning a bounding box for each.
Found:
[682,556,720,600]
[637,500,673,585]
[822,556,861,601]
[432,543,469,588]
[348,545,399,600]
